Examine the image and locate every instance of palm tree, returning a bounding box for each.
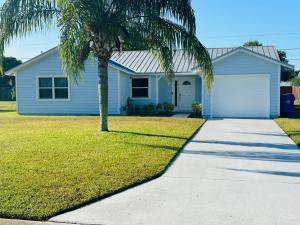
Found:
[0,0,213,131]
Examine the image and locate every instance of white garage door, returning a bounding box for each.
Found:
[211,75,270,118]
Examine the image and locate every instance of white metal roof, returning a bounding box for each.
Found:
[7,46,293,75]
[110,46,285,74]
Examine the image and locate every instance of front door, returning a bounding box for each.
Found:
[174,77,195,111]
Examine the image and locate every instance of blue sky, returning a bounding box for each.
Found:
[2,0,300,69]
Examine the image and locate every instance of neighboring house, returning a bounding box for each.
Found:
[7,46,293,118]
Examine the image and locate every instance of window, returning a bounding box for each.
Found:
[183,81,191,85]
[38,77,69,100]
[131,78,149,98]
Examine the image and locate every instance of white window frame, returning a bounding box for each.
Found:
[36,76,70,101]
[130,77,150,99]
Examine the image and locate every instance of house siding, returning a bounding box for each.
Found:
[202,51,280,118]
[16,51,120,115]
[195,76,202,102]
[119,71,130,110]
[158,77,172,103]
[130,76,157,106]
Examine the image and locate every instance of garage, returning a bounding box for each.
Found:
[211,75,270,118]
[202,46,294,119]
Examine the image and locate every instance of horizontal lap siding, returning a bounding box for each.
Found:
[202,51,279,117]
[159,77,172,104]
[119,71,130,109]
[17,52,120,115]
[159,75,202,104]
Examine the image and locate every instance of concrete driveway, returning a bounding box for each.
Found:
[51,119,300,225]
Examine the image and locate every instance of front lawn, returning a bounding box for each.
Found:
[0,101,204,220]
[275,101,300,148]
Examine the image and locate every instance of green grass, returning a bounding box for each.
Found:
[0,101,204,220]
[275,101,300,148]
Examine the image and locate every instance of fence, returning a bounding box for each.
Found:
[293,86,300,102]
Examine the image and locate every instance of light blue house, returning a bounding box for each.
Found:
[8,46,293,118]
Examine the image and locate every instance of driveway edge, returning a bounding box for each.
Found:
[49,119,206,221]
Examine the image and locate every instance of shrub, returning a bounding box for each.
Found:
[10,87,16,100]
[163,102,175,113]
[122,97,135,114]
[135,105,140,113]
[191,101,201,115]
[291,76,300,86]
[121,98,136,114]
[143,103,155,113]
[156,103,163,112]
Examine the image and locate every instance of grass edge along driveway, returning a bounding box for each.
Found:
[275,101,300,148]
[0,101,204,221]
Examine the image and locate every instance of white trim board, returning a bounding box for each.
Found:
[211,47,294,69]
[36,75,71,102]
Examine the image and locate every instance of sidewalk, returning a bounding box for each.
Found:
[0,219,77,225]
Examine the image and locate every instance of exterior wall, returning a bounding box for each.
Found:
[16,51,120,115]
[119,74,202,111]
[119,71,131,110]
[202,51,280,118]
[158,77,172,103]
[159,75,202,110]
[130,75,157,106]
[195,76,202,102]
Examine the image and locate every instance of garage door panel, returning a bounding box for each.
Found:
[212,75,270,118]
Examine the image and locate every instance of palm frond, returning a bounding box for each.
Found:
[0,0,58,73]
[152,17,212,88]
[58,0,90,83]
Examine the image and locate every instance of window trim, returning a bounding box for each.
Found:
[36,76,70,101]
[130,77,150,99]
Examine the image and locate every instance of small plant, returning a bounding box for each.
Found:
[143,103,155,113]
[291,76,300,86]
[163,102,175,113]
[10,87,16,100]
[156,103,163,112]
[135,105,140,113]
[192,101,201,115]
[122,97,135,114]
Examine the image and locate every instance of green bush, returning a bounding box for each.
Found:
[191,101,201,115]
[121,97,135,114]
[10,87,16,100]
[143,103,155,113]
[163,102,175,113]
[292,76,300,86]
[156,103,163,111]
[135,104,140,113]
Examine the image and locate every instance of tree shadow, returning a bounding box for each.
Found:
[110,130,187,140]
[0,110,15,113]
[182,149,300,163]
[118,141,179,151]
[223,167,300,178]
[190,140,299,150]
[232,131,287,137]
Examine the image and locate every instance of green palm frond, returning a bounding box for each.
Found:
[0,0,213,87]
[0,0,58,73]
[58,0,90,83]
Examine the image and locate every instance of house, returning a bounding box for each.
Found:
[7,46,294,118]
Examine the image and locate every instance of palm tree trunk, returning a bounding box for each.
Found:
[98,57,109,132]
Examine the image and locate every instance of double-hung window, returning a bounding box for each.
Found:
[38,77,69,100]
[131,78,149,98]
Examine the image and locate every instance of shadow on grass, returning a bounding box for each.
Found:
[0,121,204,221]
[119,141,179,151]
[110,130,187,140]
[0,110,15,113]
